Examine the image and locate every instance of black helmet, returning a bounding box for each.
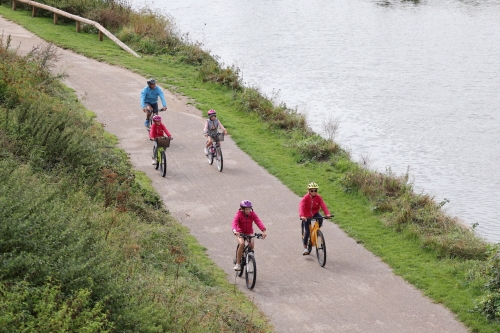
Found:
[147,78,156,85]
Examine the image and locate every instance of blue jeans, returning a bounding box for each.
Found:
[302,212,323,246]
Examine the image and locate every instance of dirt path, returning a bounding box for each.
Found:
[1,16,470,333]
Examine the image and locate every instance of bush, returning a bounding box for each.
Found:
[0,279,113,332]
[295,134,340,162]
[475,245,500,320]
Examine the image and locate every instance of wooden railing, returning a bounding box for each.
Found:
[6,0,140,57]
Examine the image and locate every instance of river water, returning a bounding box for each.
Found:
[132,0,500,243]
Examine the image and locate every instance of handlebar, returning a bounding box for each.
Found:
[300,215,333,221]
[237,233,264,239]
[143,108,166,112]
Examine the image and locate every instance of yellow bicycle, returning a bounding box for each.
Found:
[301,216,330,267]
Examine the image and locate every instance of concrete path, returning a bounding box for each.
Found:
[1,16,470,333]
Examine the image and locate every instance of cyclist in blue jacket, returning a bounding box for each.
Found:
[140,78,167,128]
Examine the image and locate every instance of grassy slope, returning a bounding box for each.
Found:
[1,5,498,332]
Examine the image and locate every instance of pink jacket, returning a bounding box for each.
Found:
[299,193,330,218]
[231,210,266,235]
[149,122,171,139]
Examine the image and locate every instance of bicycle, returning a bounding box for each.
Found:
[301,215,331,267]
[153,136,171,177]
[206,132,224,172]
[233,233,263,289]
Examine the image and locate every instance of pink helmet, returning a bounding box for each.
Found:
[152,115,161,122]
[207,109,216,116]
[240,200,252,208]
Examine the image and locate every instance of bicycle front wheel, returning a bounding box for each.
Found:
[207,147,214,165]
[160,150,167,177]
[235,244,243,277]
[154,145,160,170]
[315,230,326,267]
[245,253,257,289]
[216,146,223,172]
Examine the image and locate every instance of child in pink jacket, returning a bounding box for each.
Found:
[149,114,172,165]
[232,200,267,271]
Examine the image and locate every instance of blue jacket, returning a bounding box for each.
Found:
[140,86,167,108]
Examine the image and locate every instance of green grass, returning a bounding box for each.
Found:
[1,3,500,332]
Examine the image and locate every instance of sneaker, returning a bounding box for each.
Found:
[144,119,150,128]
[204,147,209,155]
[234,264,241,271]
[302,249,310,256]
[151,159,157,165]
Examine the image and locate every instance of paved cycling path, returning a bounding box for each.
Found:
[1,16,469,333]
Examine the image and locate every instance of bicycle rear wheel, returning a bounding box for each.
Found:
[235,244,244,277]
[160,150,167,177]
[245,253,257,289]
[207,146,214,165]
[216,146,223,172]
[315,230,326,267]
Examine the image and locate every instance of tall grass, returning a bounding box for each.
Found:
[0,35,271,332]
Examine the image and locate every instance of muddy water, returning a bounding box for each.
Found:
[133,0,500,242]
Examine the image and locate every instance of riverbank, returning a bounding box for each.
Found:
[1,2,500,332]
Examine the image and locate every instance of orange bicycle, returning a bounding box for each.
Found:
[301,216,330,267]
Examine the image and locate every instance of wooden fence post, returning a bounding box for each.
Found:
[76,21,81,33]
[98,30,103,41]
[53,13,58,25]
[12,0,17,10]
[32,6,37,17]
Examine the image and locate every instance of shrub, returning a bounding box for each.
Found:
[0,279,113,332]
[475,245,500,320]
[295,134,340,162]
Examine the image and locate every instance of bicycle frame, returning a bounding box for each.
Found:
[309,219,321,247]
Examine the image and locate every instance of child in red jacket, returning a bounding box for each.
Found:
[232,200,267,271]
[149,114,172,165]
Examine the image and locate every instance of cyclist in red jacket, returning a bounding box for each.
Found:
[149,114,172,165]
[232,200,267,271]
[299,182,331,255]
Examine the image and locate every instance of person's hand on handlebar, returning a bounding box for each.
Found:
[300,216,306,221]
[261,230,267,239]
[160,106,167,111]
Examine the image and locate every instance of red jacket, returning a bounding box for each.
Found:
[149,122,171,139]
[231,210,266,235]
[299,193,330,218]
